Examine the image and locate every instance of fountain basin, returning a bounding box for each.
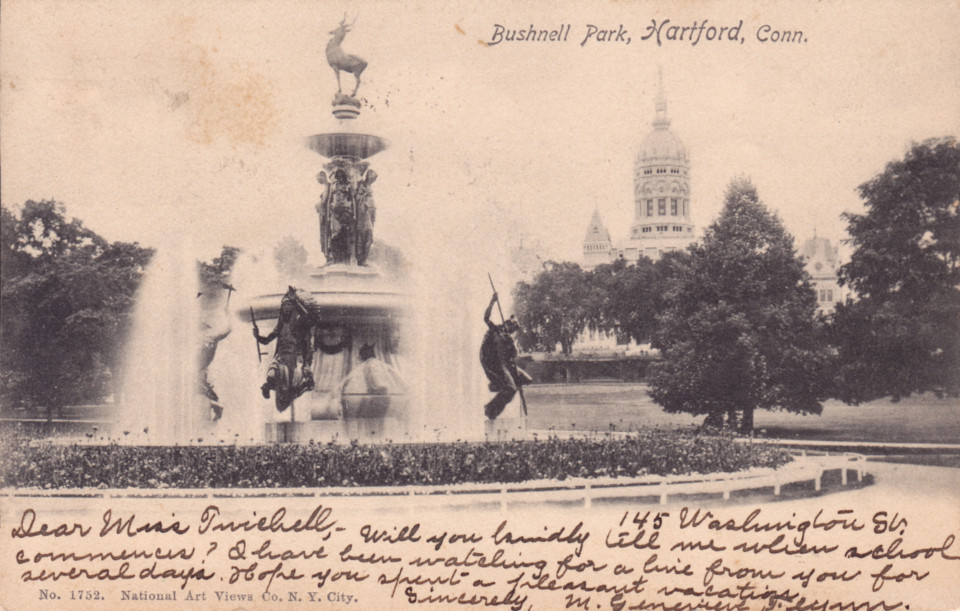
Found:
[307,133,388,159]
[245,264,408,324]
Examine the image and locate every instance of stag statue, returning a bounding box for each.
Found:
[327,16,367,101]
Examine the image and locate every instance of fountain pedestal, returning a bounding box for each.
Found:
[249,261,410,443]
[244,111,423,444]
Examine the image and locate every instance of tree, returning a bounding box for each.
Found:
[0,201,153,414]
[832,138,960,403]
[513,261,603,355]
[367,241,410,279]
[648,178,830,431]
[273,236,308,282]
[201,245,241,292]
[592,257,659,345]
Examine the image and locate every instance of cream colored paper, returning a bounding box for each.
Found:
[2,1,959,610]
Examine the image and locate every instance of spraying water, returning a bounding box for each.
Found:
[118,240,206,444]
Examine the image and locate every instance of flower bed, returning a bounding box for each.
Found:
[1,429,791,490]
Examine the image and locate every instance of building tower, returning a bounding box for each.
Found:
[582,207,614,268]
[623,70,695,261]
[800,234,846,314]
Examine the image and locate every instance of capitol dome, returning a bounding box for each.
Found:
[637,78,687,163]
[581,70,696,270]
[639,126,687,162]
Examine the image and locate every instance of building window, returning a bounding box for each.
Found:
[644,169,652,175]
[683,199,688,217]
[671,198,678,215]
[646,200,653,216]
[658,199,666,215]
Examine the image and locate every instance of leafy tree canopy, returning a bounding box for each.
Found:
[200,245,241,293]
[273,236,308,282]
[592,256,658,345]
[513,261,603,355]
[1,201,154,411]
[649,178,830,431]
[832,137,960,403]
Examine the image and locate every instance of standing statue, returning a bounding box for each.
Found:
[480,292,530,420]
[198,282,234,421]
[355,169,377,266]
[321,168,355,264]
[317,161,379,266]
[327,15,367,105]
[199,325,231,420]
[317,170,332,259]
[254,287,315,412]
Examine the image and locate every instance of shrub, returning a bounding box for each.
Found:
[0,428,790,489]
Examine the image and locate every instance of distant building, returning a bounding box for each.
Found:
[583,72,696,269]
[800,234,847,314]
[582,208,614,269]
[509,241,546,285]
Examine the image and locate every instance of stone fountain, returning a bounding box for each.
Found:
[243,21,411,443]
[116,18,518,447]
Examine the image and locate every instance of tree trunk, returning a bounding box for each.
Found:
[740,406,754,433]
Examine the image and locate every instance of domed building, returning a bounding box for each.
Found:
[583,73,696,267]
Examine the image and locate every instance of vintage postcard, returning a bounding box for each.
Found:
[1,0,958,609]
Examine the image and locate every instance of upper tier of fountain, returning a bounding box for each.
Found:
[308,132,387,160]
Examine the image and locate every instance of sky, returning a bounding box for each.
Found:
[2,0,959,271]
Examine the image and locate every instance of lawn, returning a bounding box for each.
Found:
[523,383,960,444]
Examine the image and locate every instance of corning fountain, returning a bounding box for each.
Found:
[118,17,510,447]
[244,16,409,443]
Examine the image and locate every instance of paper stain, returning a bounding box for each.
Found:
[165,90,190,111]
[169,16,279,149]
[455,23,465,35]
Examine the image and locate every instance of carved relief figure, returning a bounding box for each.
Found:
[355,169,377,266]
[316,170,332,259]
[317,160,379,266]
[323,168,355,264]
